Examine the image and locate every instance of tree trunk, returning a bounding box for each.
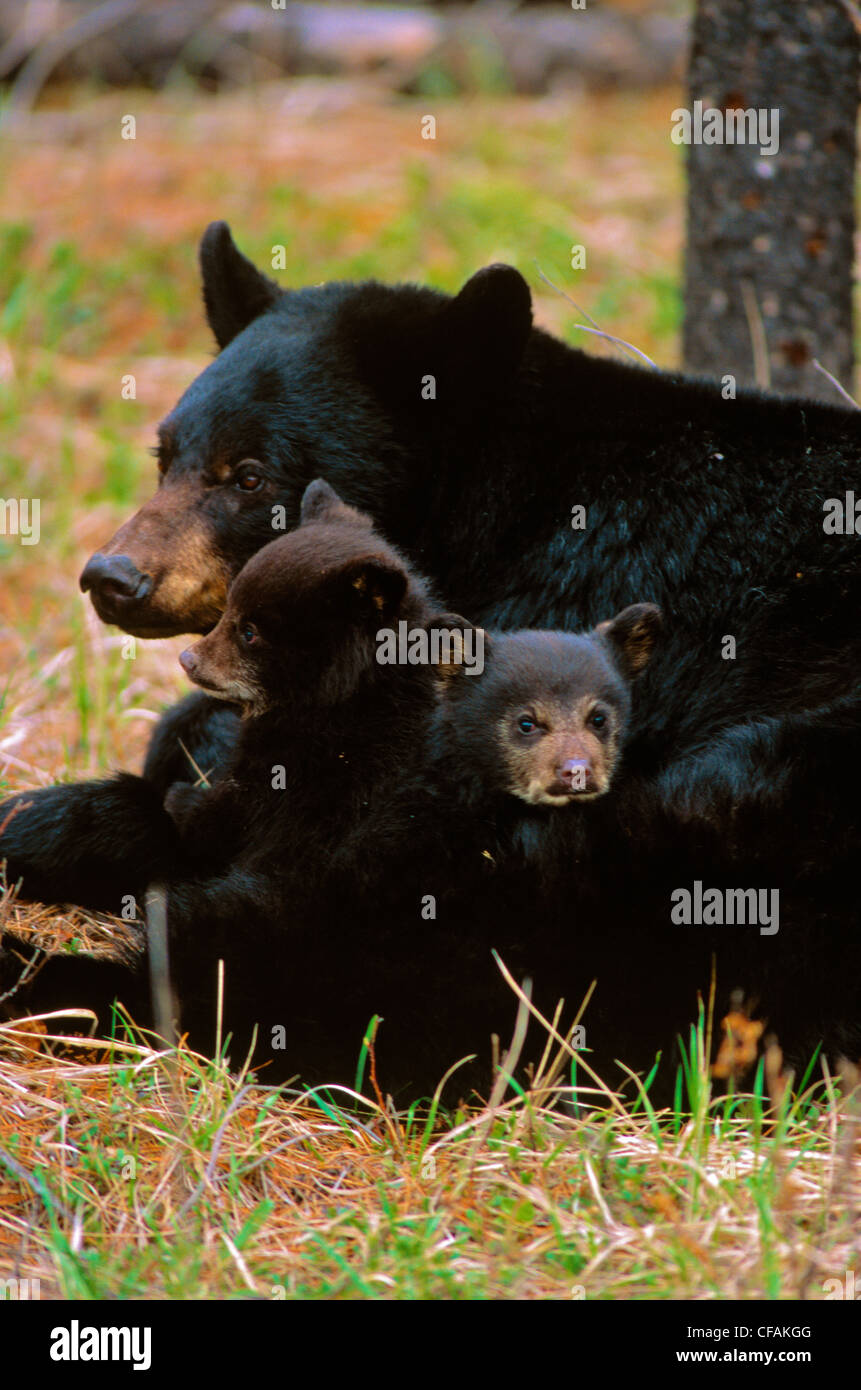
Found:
[682,0,858,403]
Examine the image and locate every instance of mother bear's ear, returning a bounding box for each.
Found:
[442,264,533,384]
[300,478,350,525]
[199,221,284,350]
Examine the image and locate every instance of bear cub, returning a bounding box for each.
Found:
[160,475,444,905]
[433,605,662,811]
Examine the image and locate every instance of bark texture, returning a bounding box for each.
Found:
[683,0,859,402]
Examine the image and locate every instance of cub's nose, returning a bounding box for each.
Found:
[179,648,197,677]
[558,758,594,792]
[79,553,152,602]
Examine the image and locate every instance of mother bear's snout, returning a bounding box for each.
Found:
[79,552,153,609]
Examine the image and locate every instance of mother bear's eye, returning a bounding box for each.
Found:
[235,461,265,492]
[240,622,259,645]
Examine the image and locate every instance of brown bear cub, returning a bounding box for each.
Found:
[134,476,459,1066]
[432,606,661,812]
[161,476,442,888]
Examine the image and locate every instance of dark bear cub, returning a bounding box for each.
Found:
[0,478,441,919]
[433,604,662,812]
[162,478,436,875]
[158,476,444,931]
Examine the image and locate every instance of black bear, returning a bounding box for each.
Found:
[161,474,444,915]
[73,224,861,822]
[424,609,861,1089]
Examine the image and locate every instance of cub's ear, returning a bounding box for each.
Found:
[425,614,489,686]
[596,603,662,680]
[300,478,349,526]
[199,221,283,350]
[346,557,408,619]
[443,265,532,383]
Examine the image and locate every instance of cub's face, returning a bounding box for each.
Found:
[178,479,429,715]
[439,605,661,807]
[178,594,270,713]
[497,677,627,806]
[471,634,631,806]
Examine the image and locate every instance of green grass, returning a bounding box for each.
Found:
[0,998,856,1300]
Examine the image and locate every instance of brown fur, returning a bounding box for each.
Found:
[496,691,622,805]
[178,483,434,717]
[84,478,232,637]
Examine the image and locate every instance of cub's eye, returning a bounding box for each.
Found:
[240,622,259,646]
[517,715,538,735]
[589,710,607,730]
[235,462,264,492]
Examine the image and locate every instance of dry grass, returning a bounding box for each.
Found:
[3,869,858,1299]
[0,1000,858,1300]
[1,878,859,1301]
